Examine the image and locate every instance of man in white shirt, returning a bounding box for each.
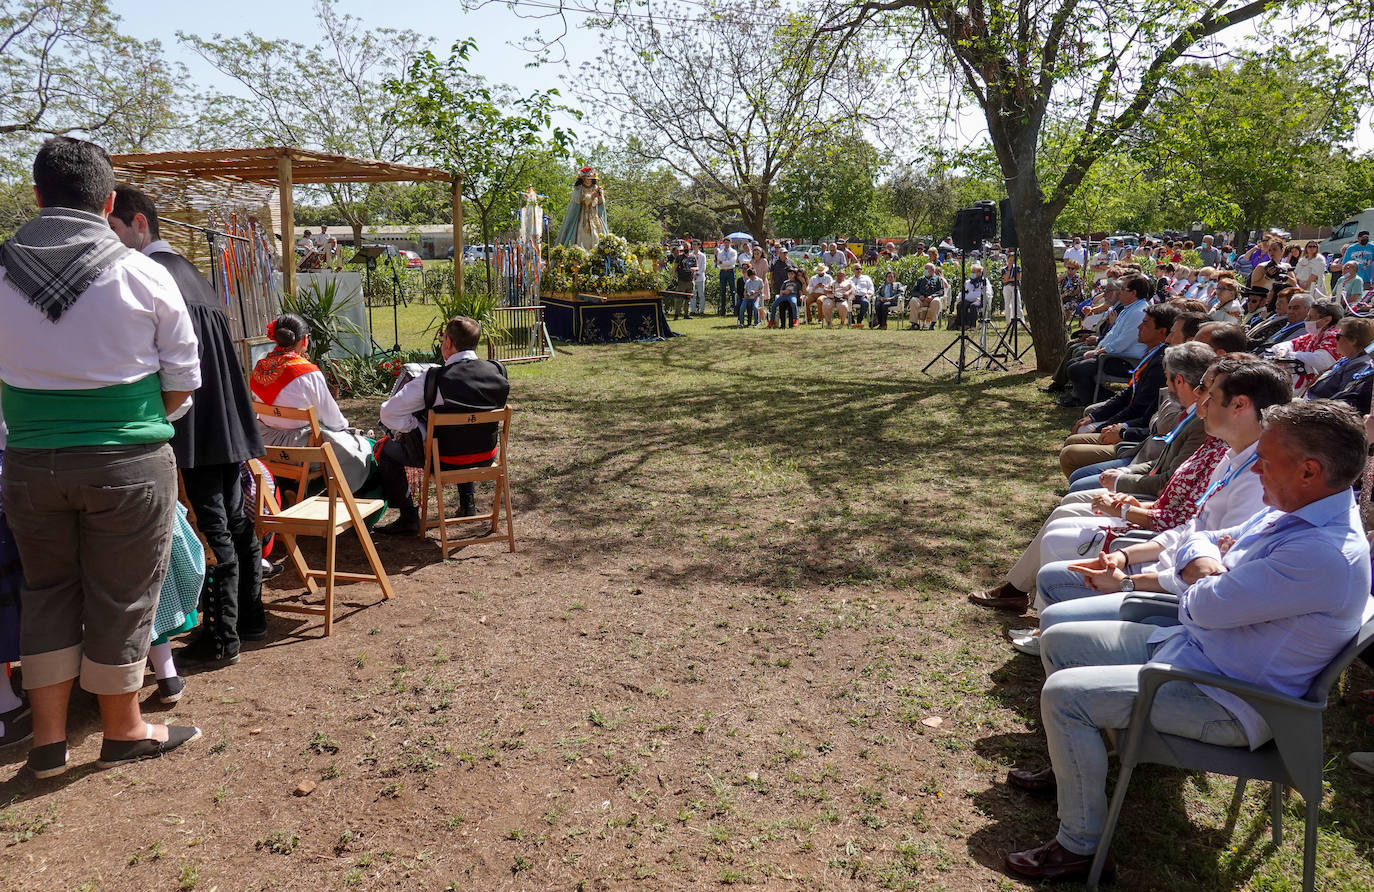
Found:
[804,264,835,325]
[375,316,510,534]
[848,264,875,327]
[1032,356,1290,624]
[690,240,708,316]
[1088,245,1112,283]
[1063,237,1087,268]
[0,137,203,777]
[714,237,738,316]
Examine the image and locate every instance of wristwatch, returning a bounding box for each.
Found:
[1120,575,1136,593]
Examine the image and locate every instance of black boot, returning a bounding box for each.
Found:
[458,483,477,518]
[233,524,266,642]
[181,562,241,667]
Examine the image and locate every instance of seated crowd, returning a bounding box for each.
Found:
[0,138,507,774]
[963,254,1374,881]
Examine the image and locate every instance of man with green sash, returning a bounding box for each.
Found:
[0,138,203,778]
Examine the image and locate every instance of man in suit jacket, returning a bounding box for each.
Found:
[1059,304,1178,477]
[109,187,266,668]
[375,317,510,536]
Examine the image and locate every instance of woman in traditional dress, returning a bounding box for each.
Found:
[556,168,611,250]
[251,314,374,493]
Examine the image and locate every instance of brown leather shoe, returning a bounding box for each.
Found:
[1007,766,1057,793]
[967,583,1030,612]
[1004,838,1114,882]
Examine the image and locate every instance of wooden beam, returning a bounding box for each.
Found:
[452,177,464,297]
[278,151,295,301]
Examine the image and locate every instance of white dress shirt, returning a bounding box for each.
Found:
[258,370,350,431]
[1148,440,1265,593]
[379,351,478,436]
[0,249,200,393]
[851,274,875,299]
[715,246,737,270]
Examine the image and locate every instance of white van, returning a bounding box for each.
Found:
[1320,208,1374,257]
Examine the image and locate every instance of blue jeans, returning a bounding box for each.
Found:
[738,297,757,326]
[691,279,706,314]
[1069,457,1126,484]
[718,269,735,315]
[772,295,797,327]
[1040,621,1246,854]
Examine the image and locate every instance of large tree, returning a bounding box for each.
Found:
[385,39,573,294]
[772,132,883,241]
[578,0,881,237]
[179,0,427,245]
[1128,47,1361,242]
[1,0,180,144]
[822,0,1336,369]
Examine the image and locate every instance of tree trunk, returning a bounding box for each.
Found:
[350,221,364,250]
[1007,179,1068,372]
[740,201,768,239]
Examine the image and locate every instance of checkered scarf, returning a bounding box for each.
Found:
[0,207,131,322]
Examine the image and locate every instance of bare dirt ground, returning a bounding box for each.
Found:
[2,320,1373,891]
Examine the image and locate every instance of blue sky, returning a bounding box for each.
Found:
[113,0,599,120]
[114,0,1371,160]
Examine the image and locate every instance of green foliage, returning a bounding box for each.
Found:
[384,39,575,290]
[278,278,363,366]
[543,237,666,295]
[1128,46,1364,238]
[1,0,184,149]
[582,0,883,235]
[771,132,884,241]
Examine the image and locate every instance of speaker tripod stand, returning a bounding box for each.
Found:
[988,279,1034,362]
[921,254,1008,382]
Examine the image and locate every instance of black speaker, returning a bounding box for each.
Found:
[951,208,981,251]
[999,198,1018,248]
[972,200,998,239]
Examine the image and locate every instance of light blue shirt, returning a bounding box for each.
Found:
[1150,488,1372,747]
[1096,297,1148,360]
[1344,242,1374,281]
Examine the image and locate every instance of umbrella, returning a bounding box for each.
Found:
[726,231,754,241]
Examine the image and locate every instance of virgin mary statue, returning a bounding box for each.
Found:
[556,167,610,250]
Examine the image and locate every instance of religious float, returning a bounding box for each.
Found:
[541,168,675,343]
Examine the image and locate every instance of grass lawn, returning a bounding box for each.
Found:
[3,315,1373,890]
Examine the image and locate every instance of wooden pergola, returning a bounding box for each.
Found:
[109,147,462,298]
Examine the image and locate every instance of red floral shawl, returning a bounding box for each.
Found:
[250,347,320,404]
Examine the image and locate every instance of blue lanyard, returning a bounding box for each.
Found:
[1154,406,1197,445]
[1128,344,1163,386]
[1314,357,1350,384]
[1195,452,1259,507]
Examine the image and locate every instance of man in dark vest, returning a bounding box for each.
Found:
[374,316,510,536]
[110,187,266,670]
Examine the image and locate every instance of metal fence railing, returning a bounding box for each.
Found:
[487,305,554,364]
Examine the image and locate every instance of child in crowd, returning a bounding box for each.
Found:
[740,266,763,328]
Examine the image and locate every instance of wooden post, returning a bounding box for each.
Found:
[451,176,464,297]
[278,150,296,300]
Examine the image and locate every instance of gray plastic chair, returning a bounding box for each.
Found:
[1091,351,1135,403]
[1086,614,1374,891]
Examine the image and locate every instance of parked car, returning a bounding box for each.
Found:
[1052,238,1066,260]
[398,249,424,269]
[791,244,822,261]
[1320,208,1374,257]
[463,244,496,262]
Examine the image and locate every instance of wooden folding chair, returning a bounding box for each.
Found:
[252,401,325,505]
[418,407,515,557]
[250,443,393,636]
